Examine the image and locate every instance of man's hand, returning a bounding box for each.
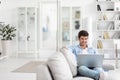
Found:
[62,46,68,50]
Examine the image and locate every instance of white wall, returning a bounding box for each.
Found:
[0,0,38,24]
[0,0,96,31]
[61,0,96,18]
[0,0,97,56]
[0,0,39,56]
[61,0,97,46]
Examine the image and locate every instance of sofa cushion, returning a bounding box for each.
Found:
[106,70,120,80]
[37,63,52,80]
[73,77,94,80]
[102,64,115,71]
[60,47,77,76]
[47,52,73,80]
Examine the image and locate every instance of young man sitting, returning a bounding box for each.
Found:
[66,30,107,80]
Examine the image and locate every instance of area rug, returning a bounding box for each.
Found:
[12,61,45,73]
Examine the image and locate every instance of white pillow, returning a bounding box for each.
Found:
[47,52,73,80]
[60,47,77,76]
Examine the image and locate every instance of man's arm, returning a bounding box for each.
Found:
[93,48,99,54]
[67,46,75,53]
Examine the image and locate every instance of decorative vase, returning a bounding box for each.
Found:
[1,40,13,57]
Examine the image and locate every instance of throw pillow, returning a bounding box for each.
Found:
[60,47,77,76]
[47,52,73,80]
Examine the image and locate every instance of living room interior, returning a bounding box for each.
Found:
[0,0,120,80]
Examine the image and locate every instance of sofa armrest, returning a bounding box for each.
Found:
[102,64,115,71]
[37,63,52,80]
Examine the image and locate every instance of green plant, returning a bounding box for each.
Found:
[0,24,16,40]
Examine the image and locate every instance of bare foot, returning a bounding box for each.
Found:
[99,72,108,80]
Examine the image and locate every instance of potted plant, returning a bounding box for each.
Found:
[0,24,16,57]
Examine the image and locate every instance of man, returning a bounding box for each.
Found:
[67,30,107,80]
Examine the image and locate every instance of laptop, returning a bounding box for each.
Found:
[77,54,104,67]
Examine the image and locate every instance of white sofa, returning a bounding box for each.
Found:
[36,48,115,80]
[37,61,114,80]
[37,64,93,80]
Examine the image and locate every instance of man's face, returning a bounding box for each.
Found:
[79,36,88,46]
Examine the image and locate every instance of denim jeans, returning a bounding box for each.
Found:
[78,66,104,80]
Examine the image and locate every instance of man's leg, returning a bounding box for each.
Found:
[93,67,104,73]
[78,66,100,80]
[94,67,108,80]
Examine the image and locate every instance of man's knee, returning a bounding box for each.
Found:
[79,66,87,70]
[94,67,104,73]
[78,66,88,74]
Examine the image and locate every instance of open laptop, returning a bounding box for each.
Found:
[77,54,104,67]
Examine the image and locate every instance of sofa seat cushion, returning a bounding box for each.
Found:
[60,47,77,76]
[102,64,115,71]
[106,70,120,80]
[37,63,52,80]
[47,52,73,80]
[73,77,94,80]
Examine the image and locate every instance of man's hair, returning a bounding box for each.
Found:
[78,30,89,38]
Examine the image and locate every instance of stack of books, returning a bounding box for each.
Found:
[97,40,103,49]
[103,32,110,39]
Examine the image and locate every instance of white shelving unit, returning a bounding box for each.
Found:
[17,7,38,58]
[96,0,120,59]
[60,6,82,48]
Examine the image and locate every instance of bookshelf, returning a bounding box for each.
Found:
[60,6,82,48]
[96,0,120,59]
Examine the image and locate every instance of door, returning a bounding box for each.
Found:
[39,1,59,51]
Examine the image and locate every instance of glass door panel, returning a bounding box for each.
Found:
[18,7,26,51]
[27,7,36,51]
[72,7,81,45]
[40,2,58,50]
[62,7,70,46]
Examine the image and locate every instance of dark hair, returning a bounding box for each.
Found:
[78,30,89,38]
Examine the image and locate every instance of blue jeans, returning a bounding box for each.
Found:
[78,66,104,80]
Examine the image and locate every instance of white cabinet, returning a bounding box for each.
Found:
[60,6,81,48]
[96,0,120,59]
[17,7,37,57]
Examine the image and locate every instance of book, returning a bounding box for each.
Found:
[99,40,103,49]
[119,14,120,20]
[107,23,114,30]
[98,13,103,20]
[97,40,103,49]
[112,14,116,20]
[110,24,114,30]
[112,14,120,20]
[112,32,119,39]
[97,40,100,48]
[103,14,108,20]
[118,32,120,39]
[97,4,101,11]
[106,9,114,11]
[103,32,110,39]
[116,14,119,20]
